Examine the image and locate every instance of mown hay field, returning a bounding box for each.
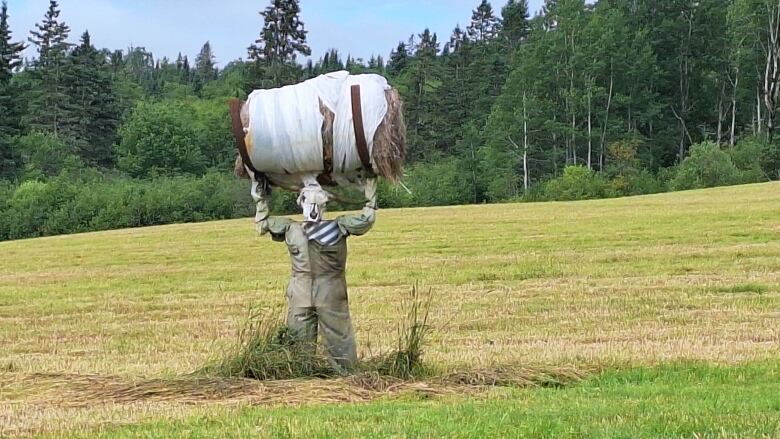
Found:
[1,183,779,437]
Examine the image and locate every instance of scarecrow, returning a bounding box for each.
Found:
[230,71,405,371]
[252,180,377,371]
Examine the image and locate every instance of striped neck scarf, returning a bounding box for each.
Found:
[304,220,343,246]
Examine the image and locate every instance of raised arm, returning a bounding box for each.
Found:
[336,178,378,237]
[253,182,292,242]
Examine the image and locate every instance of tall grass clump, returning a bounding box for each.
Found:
[204,284,434,381]
[201,307,334,380]
[364,283,433,379]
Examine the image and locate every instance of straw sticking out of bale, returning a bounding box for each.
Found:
[234,100,251,180]
[371,88,406,183]
[318,98,336,186]
[234,154,250,179]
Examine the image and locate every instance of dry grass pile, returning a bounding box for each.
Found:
[3,365,584,412]
[3,373,451,409]
[439,365,589,388]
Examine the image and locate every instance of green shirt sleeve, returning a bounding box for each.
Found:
[258,217,293,242]
[336,207,376,237]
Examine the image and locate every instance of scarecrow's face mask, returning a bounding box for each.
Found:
[298,187,330,222]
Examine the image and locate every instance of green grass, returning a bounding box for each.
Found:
[56,363,780,439]
[2,182,780,437]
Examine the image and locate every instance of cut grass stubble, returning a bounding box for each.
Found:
[3,183,780,437]
[1,283,584,430]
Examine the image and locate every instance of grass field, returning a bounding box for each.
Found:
[1,183,779,437]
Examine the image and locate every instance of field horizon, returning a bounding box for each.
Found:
[2,182,779,437]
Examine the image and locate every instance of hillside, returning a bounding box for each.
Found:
[1,183,779,437]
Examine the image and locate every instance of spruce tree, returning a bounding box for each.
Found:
[445,25,466,54]
[501,0,530,49]
[182,55,191,81]
[387,42,409,75]
[324,49,344,71]
[175,52,184,71]
[435,25,471,152]
[248,0,310,86]
[67,31,119,166]
[0,1,24,84]
[195,41,217,84]
[123,46,155,95]
[0,0,25,179]
[462,0,507,131]
[24,0,75,139]
[466,0,500,43]
[405,29,441,161]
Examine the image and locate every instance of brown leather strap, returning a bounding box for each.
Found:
[228,99,261,177]
[350,85,374,173]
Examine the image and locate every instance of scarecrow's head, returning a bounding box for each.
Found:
[297,186,331,222]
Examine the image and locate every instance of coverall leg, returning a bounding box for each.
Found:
[284,224,358,371]
[311,239,358,371]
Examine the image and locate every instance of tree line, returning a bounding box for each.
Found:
[0,0,779,241]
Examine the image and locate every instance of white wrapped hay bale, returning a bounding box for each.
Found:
[233,71,406,191]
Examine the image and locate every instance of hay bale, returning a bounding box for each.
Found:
[233,88,406,185]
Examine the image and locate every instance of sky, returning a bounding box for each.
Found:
[6,0,545,67]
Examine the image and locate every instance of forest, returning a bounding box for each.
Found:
[0,0,779,241]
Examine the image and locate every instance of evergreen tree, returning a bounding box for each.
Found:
[501,0,531,50]
[0,0,24,84]
[124,46,156,94]
[248,0,310,86]
[323,48,344,71]
[67,31,120,166]
[175,52,184,71]
[345,55,366,73]
[182,55,191,81]
[387,42,409,75]
[405,29,441,161]
[24,0,75,139]
[195,41,217,85]
[466,0,500,43]
[435,25,472,152]
[368,54,380,71]
[444,25,466,54]
[0,0,25,179]
[460,0,510,133]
